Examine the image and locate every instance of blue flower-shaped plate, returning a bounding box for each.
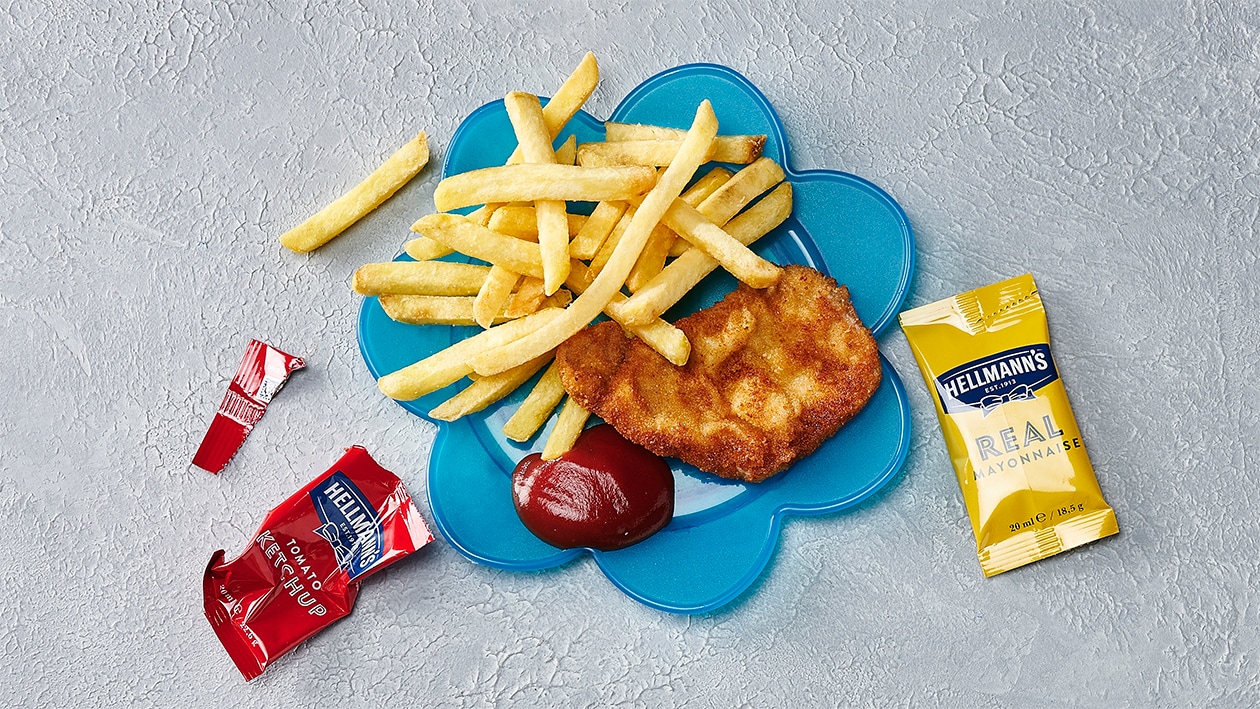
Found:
[358,63,914,614]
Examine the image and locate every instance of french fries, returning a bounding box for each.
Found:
[485,53,595,216]
[611,182,793,326]
[428,353,553,422]
[377,307,565,400]
[281,131,430,253]
[657,199,781,288]
[354,54,806,461]
[506,53,598,165]
[694,157,786,226]
[353,261,490,296]
[468,100,719,377]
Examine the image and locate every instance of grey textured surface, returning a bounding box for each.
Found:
[2,0,1257,705]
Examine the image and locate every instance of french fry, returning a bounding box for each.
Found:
[428,353,553,421]
[682,167,734,206]
[588,203,635,276]
[473,265,520,328]
[404,237,453,261]
[502,360,567,442]
[377,307,565,400]
[353,261,490,296]
[280,131,430,253]
[487,205,586,240]
[693,157,786,226]
[403,205,491,261]
[606,122,768,148]
[504,91,570,296]
[380,291,573,327]
[379,295,480,325]
[433,164,656,212]
[541,396,591,460]
[469,101,719,377]
[502,277,547,319]
[577,136,765,167]
[555,135,578,166]
[611,183,793,326]
[413,213,545,279]
[543,288,572,309]
[626,224,674,292]
[658,199,781,288]
[569,200,627,260]
[505,53,598,165]
[603,122,683,141]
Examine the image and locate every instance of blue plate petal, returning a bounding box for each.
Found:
[358,63,915,614]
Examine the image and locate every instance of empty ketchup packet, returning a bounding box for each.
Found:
[203,446,433,681]
[193,339,306,474]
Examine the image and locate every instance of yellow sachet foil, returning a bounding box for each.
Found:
[899,274,1117,576]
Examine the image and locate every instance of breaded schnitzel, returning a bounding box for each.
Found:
[555,265,881,482]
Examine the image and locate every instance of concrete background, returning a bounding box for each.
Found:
[3,0,1257,705]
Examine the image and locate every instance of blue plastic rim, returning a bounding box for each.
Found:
[357,63,916,614]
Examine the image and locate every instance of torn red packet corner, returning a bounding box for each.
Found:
[193,339,305,474]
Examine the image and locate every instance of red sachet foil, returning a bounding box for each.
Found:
[193,339,306,474]
[203,446,433,681]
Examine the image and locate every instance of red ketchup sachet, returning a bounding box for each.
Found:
[203,446,433,681]
[193,339,306,474]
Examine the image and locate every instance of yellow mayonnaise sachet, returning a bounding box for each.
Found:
[899,274,1118,576]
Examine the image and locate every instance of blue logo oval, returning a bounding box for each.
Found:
[310,472,384,579]
[935,344,1058,415]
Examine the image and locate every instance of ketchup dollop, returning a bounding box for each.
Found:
[512,424,674,551]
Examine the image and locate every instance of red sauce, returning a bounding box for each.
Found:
[512,424,674,551]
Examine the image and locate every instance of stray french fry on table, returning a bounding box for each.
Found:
[281,131,430,253]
